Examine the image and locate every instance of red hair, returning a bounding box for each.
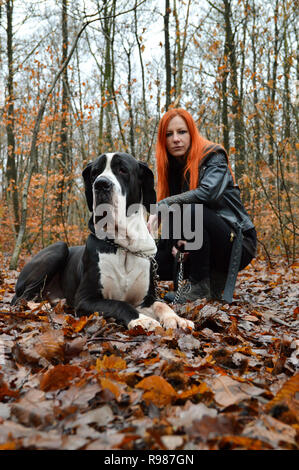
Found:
[156,108,232,201]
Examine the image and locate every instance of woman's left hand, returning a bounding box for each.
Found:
[147,214,159,234]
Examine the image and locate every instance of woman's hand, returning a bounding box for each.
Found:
[171,240,189,260]
[147,214,160,234]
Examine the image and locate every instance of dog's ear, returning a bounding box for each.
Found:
[138,161,156,213]
[82,162,93,212]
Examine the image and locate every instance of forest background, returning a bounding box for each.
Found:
[0,0,298,269]
[0,0,298,452]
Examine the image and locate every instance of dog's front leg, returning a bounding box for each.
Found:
[75,297,160,331]
[138,301,194,330]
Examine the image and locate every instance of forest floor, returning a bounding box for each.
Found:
[0,254,298,451]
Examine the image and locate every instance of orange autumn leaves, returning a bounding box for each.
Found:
[40,365,82,392]
[95,354,177,406]
[1,256,298,450]
[137,376,177,406]
[13,325,86,365]
[95,354,174,406]
[266,374,299,416]
[94,354,211,407]
[39,351,128,395]
[96,354,127,372]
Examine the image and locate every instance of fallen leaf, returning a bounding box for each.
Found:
[66,405,114,428]
[12,332,46,365]
[0,375,19,400]
[100,377,121,399]
[11,390,55,428]
[136,375,177,406]
[242,415,297,448]
[169,402,217,430]
[96,354,127,372]
[190,414,241,441]
[160,435,184,450]
[266,373,299,412]
[0,441,17,450]
[177,334,201,351]
[176,382,211,400]
[131,340,155,360]
[65,315,91,333]
[40,364,82,392]
[212,375,263,407]
[35,329,65,362]
[218,435,273,450]
[64,336,86,361]
[57,383,101,412]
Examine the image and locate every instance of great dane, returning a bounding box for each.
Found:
[12,153,194,331]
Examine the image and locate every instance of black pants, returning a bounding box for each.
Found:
[156,205,253,282]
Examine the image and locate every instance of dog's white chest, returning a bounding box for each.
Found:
[98,251,150,306]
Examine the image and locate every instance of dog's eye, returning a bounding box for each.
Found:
[119,167,128,175]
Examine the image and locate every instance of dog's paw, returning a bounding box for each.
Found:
[161,313,194,330]
[128,314,161,332]
[153,302,194,330]
[173,316,194,330]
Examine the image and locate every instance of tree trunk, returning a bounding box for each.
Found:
[282,0,291,142]
[293,6,299,172]
[109,0,126,148]
[134,0,147,121]
[268,0,279,167]
[173,0,191,105]
[5,0,19,233]
[223,0,245,183]
[57,0,70,238]
[100,0,116,150]
[60,0,70,169]
[221,47,230,153]
[251,0,261,164]
[164,0,171,110]
[126,47,135,157]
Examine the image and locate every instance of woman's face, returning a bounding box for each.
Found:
[165,115,191,158]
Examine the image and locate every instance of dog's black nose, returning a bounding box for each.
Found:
[94,176,113,191]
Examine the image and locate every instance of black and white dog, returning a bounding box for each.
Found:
[12,152,194,331]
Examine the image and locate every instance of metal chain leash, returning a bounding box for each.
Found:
[150,255,161,300]
[172,252,185,305]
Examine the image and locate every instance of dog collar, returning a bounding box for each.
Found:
[101,236,154,261]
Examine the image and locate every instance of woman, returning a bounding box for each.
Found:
[148,108,257,304]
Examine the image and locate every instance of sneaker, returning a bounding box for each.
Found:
[175,278,211,304]
[164,291,176,303]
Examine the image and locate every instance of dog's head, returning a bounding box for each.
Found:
[82,153,156,231]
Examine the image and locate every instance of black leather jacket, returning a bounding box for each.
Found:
[158,150,256,255]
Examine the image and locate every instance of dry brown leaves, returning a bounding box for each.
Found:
[0,256,298,450]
